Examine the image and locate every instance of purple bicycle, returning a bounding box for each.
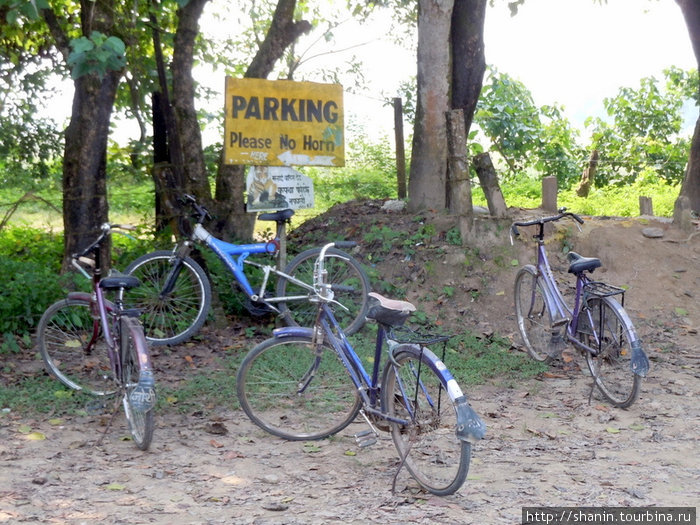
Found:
[511,209,649,408]
[36,223,156,450]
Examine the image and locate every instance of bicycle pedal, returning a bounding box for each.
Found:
[354,429,378,448]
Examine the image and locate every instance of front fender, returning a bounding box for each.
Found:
[454,395,486,444]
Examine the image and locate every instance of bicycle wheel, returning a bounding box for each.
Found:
[276,247,370,335]
[37,298,115,396]
[382,345,471,496]
[514,265,556,362]
[576,297,641,408]
[120,317,155,450]
[236,336,362,440]
[124,250,211,346]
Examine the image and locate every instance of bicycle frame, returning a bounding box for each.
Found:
[269,301,478,433]
[530,233,647,375]
[70,226,154,385]
[188,222,318,306]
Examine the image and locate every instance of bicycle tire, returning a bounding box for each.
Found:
[514,265,557,362]
[382,345,471,496]
[123,250,212,346]
[576,297,642,408]
[236,335,362,440]
[120,317,155,450]
[276,247,370,335]
[36,298,116,396]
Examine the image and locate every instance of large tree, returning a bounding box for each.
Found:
[407,0,487,212]
[675,0,700,220]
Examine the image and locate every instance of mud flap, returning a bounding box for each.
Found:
[454,395,486,444]
[630,340,649,377]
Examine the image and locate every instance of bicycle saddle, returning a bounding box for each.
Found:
[567,252,602,274]
[99,273,142,290]
[366,292,416,327]
[258,209,294,222]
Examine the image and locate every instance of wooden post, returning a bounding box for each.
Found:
[542,176,558,212]
[576,149,598,197]
[393,98,407,200]
[472,152,508,218]
[445,109,473,242]
[639,196,654,216]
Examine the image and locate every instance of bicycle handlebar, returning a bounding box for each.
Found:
[180,194,212,224]
[510,208,584,239]
[314,241,357,300]
[71,223,136,278]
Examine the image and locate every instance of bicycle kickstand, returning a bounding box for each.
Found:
[355,409,379,448]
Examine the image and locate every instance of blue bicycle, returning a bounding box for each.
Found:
[236,241,485,496]
[123,195,370,345]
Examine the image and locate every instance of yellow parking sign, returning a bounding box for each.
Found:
[224,77,344,167]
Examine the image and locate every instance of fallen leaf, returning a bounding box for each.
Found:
[606,427,621,434]
[105,483,126,491]
[26,431,46,441]
[210,439,224,448]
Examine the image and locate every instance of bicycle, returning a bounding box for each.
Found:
[236,241,485,496]
[511,208,650,408]
[36,223,156,450]
[122,194,371,346]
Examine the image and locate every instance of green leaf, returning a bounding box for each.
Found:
[675,307,688,316]
[605,427,621,434]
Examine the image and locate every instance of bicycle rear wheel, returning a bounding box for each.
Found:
[36,298,115,396]
[576,297,641,408]
[276,248,370,335]
[236,336,361,440]
[124,250,211,346]
[382,346,471,496]
[514,265,556,362]
[120,317,155,450]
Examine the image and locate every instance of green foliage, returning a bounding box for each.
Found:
[447,331,549,386]
[68,32,127,80]
[0,258,66,337]
[586,69,694,186]
[0,376,90,414]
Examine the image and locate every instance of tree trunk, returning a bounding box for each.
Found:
[408,0,455,212]
[674,0,700,218]
[213,0,311,241]
[61,72,120,272]
[172,0,211,202]
[450,0,487,135]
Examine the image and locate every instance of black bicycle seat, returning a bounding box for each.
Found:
[258,209,294,222]
[366,292,416,327]
[99,274,142,290]
[567,252,602,274]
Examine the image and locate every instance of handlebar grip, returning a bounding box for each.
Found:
[333,241,356,250]
[510,224,520,237]
[571,213,584,224]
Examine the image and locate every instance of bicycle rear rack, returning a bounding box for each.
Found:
[583,281,625,301]
[388,326,451,346]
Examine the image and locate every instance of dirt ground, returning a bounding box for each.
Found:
[1,200,698,524]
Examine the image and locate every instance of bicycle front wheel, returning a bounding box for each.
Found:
[124,250,211,346]
[120,317,155,450]
[236,336,362,440]
[36,298,115,396]
[514,265,556,362]
[382,346,471,496]
[576,297,641,408]
[276,247,370,335]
